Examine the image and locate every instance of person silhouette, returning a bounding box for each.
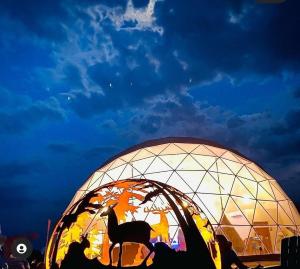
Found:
[216,234,250,269]
[60,236,102,269]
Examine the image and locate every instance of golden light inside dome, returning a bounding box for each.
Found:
[66,138,300,256]
[46,179,221,269]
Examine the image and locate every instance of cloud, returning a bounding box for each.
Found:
[271,108,300,135]
[0,0,68,41]
[83,146,119,160]
[0,95,65,134]
[227,116,245,129]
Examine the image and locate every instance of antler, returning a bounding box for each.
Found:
[144,205,172,213]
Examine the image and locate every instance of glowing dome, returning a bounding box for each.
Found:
[47,180,221,269]
[68,137,300,256]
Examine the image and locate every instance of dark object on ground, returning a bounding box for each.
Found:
[281,236,300,269]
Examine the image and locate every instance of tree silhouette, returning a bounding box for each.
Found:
[50,190,103,269]
[138,180,216,269]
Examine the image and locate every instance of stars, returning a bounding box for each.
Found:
[109,82,112,88]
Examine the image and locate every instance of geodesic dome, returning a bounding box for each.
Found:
[47,180,221,269]
[68,137,300,256]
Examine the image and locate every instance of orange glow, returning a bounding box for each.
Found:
[46,180,221,269]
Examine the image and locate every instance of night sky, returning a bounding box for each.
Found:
[0,0,299,249]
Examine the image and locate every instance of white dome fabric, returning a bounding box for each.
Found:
[70,138,300,256]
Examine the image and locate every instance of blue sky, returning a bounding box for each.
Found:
[0,0,300,249]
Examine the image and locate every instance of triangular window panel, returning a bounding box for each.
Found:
[237,166,256,181]
[258,181,276,200]
[221,158,243,175]
[192,155,217,170]
[106,164,127,180]
[208,161,218,173]
[175,143,199,153]
[130,148,152,162]
[221,151,241,163]
[232,196,256,224]
[191,145,216,156]
[193,194,219,224]
[253,201,276,225]
[159,154,188,170]
[278,201,296,225]
[132,166,144,178]
[106,158,126,171]
[99,173,114,186]
[216,173,236,195]
[131,156,156,175]
[231,178,255,199]
[269,181,287,201]
[223,197,251,226]
[287,201,300,225]
[216,158,236,175]
[233,154,251,165]
[177,154,205,171]
[198,194,229,223]
[144,171,174,183]
[119,164,136,179]
[146,144,170,155]
[146,156,172,174]
[160,143,186,155]
[87,172,104,190]
[197,172,223,194]
[237,177,258,198]
[247,168,267,182]
[259,200,278,224]
[206,145,227,157]
[166,172,194,193]
[99,162,114,173]
[176,170,206,191]
[120,150,140,163]
[246,162,267,178]
[257,184,275,201]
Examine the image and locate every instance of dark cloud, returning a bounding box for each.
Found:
[271,108,300,135]
[0,0,68,40]
[49,0,300,119]
[0,98,64,134]
[227,117,245,128]
[83,146,119,160]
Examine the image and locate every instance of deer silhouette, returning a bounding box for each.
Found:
[144,206,171,243]
[100,203,154,267]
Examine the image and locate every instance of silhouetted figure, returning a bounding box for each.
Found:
[60,236,101,269]
[151,242,189,269]
[216,235,249,269]
[28,250,45,269]
[100,204,154,267]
